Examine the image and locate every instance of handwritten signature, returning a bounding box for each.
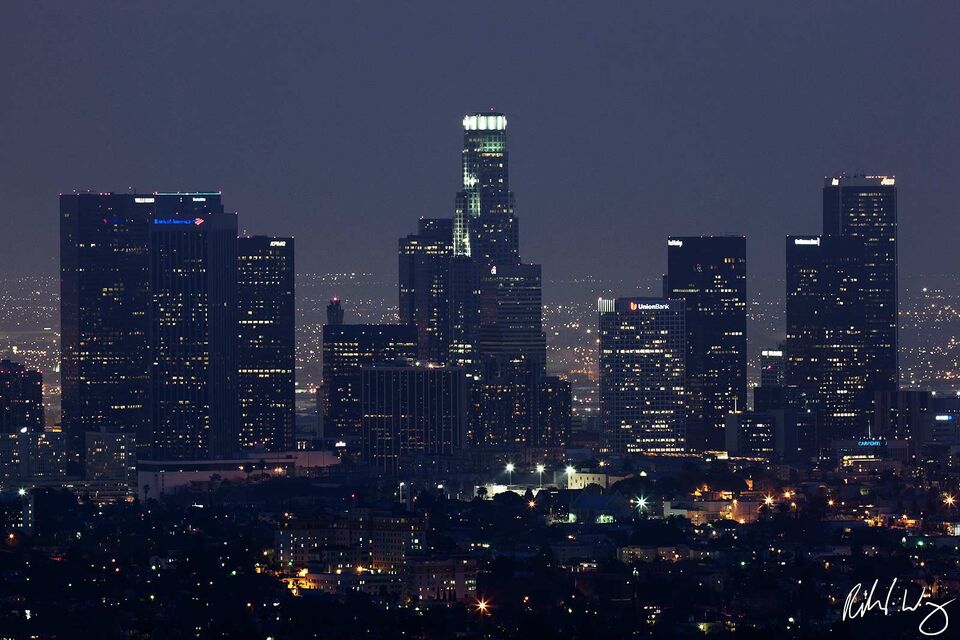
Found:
[843,578,954,636]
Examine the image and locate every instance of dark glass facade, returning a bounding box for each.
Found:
[237,236,295,452]
[0,360,44,434]
[149,193,238,460]
[399,218,452,364]
[322,324,418,439]
[666,236,747,452]
[361,365,465,475]
[823,175,898,396]
[60,193,152,467]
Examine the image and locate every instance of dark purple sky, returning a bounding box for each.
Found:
[2,2,958,293]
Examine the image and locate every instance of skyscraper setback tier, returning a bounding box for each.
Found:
[598,297,686,455]
[399,218,452,364]
[453,113,518,267]
[237,236,296,452]
[665,236,747,452]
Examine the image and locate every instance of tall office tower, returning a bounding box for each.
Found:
[0,360,44,433]
[149,193,238,460]
[478,263,546,377]
[823,175,898,397]
[361,365,466,475]
[399,218,453,363]
[816,237,869,442]
[453,113,518,267]
[665,236,747,452]
[60,193,152,469]
[327,297,344,326]
[785,234,869,446]
[322,323,418,439]
[784,236,824,391]
[447,256,481,375]
[237,236,296,452]
[598,298,686,454]
[534,375,571,449]
[760,347,785,388]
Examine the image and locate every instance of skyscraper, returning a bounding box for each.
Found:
[453,113,518,267]
[237,236,295,452]
[823,174,898,397]
[148,193,238,460]
[322,322,418,440]
[361,365,466,475]
[598,297,686,454]
[478,263,546,378]
[0,360,44,434]
[326,297,344,326]
[760,347,785,388]
[784,234,869,448]
[60,193,152,469]
[399,218,452,363]
[666,236,747,452]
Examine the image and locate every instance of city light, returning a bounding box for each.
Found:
[474,598,490,615]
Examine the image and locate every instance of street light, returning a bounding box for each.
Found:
[536,464,545,489]
[505,463,515,486]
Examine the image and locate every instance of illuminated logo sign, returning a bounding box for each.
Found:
[269,240,287,247]
[192,197,206,202]
[794,238,820,246]
[667,239,683,248]
[134,197,155,204]
[857,440,884,447]
[935,415,954,422]
[153,218,205,226]
[629,302,669,311]
[761,350,783,357]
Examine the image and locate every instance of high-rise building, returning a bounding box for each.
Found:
[478,263,546,378]
[724,410,795,461]
[784,236,824,392]
[785,234,870,447]
[361,365,466,475]
[326,297,344,326]
[322,323,418,440]
[598,297,686,454]
[60,193,152,468]
[446,256,481,375]
[534,376,571,449]
[823,175,898,397]
[760,347,785,388]
[453,113,518,267]
[666,236,747,451]
[148,193,238,460]
[399,218,452,363]
[237,236,295,452]
[0,360,44,434]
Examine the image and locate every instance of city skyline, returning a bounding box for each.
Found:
[2,4,959,298]
[2,5,959,638]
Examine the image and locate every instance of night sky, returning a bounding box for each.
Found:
[2,2,958,294]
